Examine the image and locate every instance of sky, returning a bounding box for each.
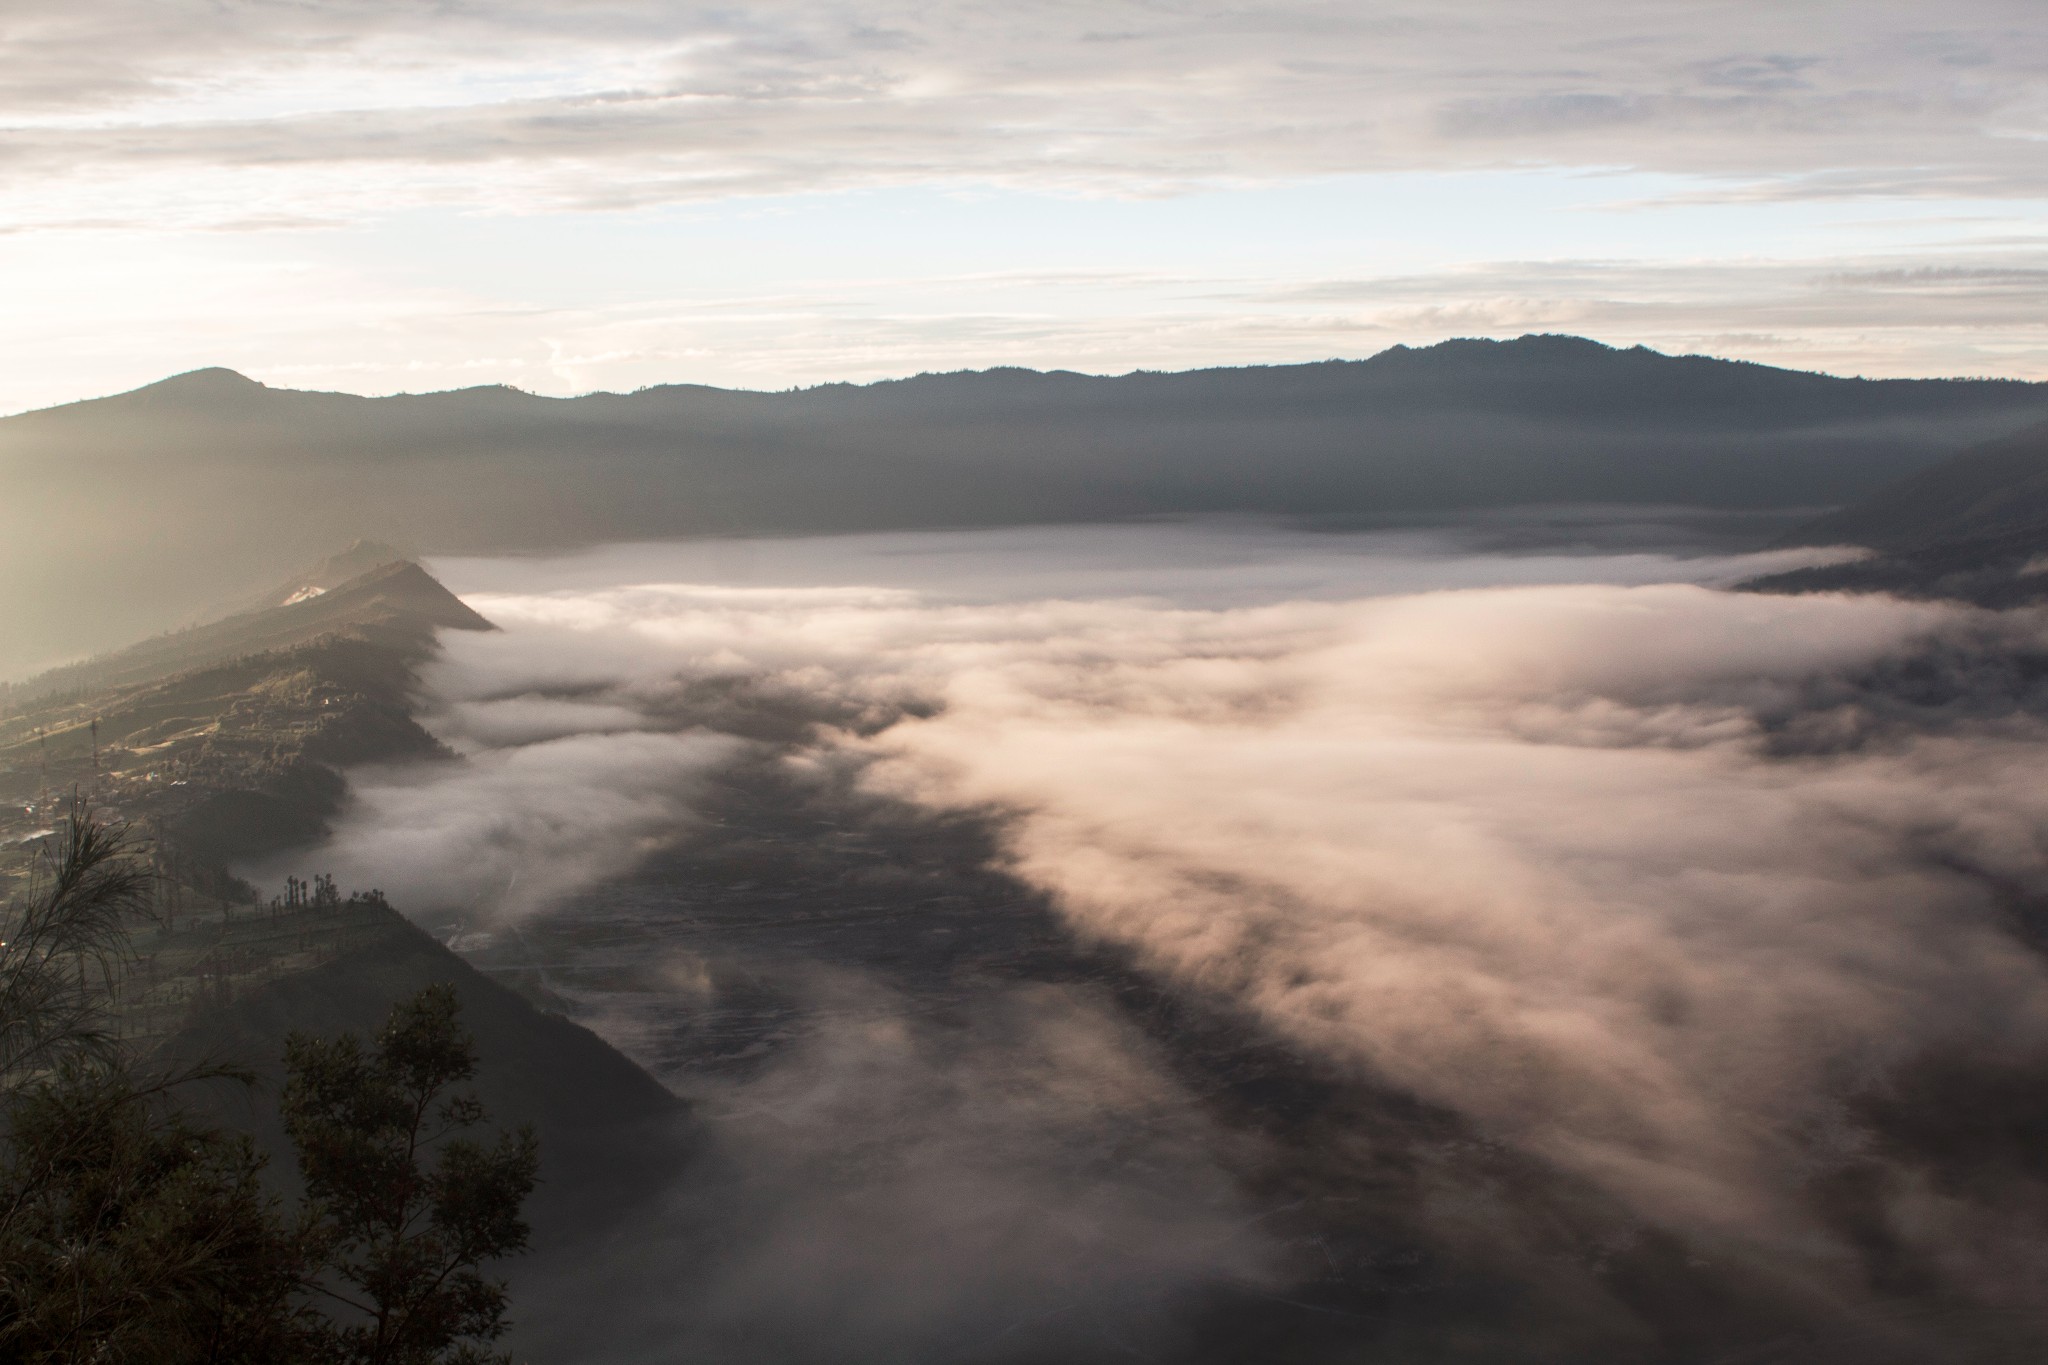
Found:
[3,0,2047,413]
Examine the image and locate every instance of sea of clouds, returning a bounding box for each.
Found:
[255,517,2048,1351]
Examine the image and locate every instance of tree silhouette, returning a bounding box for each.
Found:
[0,815,540,1365]
[0,1062,311,1364]
[0,802,151,1091]
[284,986,538,1365]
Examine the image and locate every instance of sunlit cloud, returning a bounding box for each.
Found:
[277,524,2048,1312]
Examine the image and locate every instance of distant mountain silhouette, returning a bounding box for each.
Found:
[7,334,2048,677]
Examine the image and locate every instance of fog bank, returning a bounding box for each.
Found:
[264,518,2048,1356]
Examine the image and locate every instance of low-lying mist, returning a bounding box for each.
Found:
[258,517,2048,1361]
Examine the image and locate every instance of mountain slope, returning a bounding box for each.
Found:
[162,917,689,1365]
[0,559,490,873]
[6,334,2048,677]
[3,558,491,703]
[1745,418,2048,606]
[246,537,413,610]
[1781,417,2048,553]
[0,555,692,1362]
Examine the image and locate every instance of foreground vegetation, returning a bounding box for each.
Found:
[0,808,537,1364]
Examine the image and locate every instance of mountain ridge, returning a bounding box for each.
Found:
[34,335,2041,415]
[2,558,491,705]
[10,332,2048,679]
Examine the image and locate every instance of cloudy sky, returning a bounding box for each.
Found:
[4,0,2046,412]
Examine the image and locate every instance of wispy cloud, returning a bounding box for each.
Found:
[3,2,2046,227]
